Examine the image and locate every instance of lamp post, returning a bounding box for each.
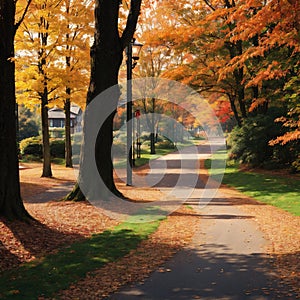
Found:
[135,109,141,159]
[126,39,143,186]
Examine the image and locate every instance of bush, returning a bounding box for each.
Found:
[50,128,65,138]
[18,105,40,141]
[20,137,42,157]
[20,137,66,159]
[50,139,65,158]
[227,115,281,167]
[291,156,300,173]
[156,139,175,149]
[18,120,39,141]
[227,114,300,171]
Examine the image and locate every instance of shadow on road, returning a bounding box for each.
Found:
[110,245,298,299]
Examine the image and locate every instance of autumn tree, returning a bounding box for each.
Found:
[134,46,168,154]
[130,5,179,154]
[0,0,32,219]
[147,0,299,132]
[66,0,142,201]
[58,0,92,168]
[225,0,300,142]
[147,0,249,126]
[16,0,64,177]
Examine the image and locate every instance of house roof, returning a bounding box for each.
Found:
[70,104,81,115]
[48,104,81,119]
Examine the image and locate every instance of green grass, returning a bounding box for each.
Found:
[133,140,200,168]
[0,220,161,299]
[134,148,177,167]
[113,147,178,169]
[206,151,300,216]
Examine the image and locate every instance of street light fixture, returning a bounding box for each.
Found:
[126,38,143,186]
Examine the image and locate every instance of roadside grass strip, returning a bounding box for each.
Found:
[206,151,300,216]
[0,220,161,299]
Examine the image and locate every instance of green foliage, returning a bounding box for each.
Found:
[49,128,65,138]
[20,138,67,159]
[18,105,40,141]
[19,137,42,157]
[156,139,175,149]
[227,114,283,167]
[50,139,65,158]
[291,156,300,173]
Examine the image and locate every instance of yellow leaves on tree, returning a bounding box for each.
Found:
[15,0,93,110]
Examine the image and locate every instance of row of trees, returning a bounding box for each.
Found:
[0,0,143,218]
[133,0,299,167]
[15,0,92,175]
[1,0,299,219]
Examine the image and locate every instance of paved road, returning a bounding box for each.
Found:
[109,140,294,299]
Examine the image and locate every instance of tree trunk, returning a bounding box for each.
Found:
[64,95,73,168]
[0,0,31,219]
[150,98,156,154]
[227,93,241,127]
[226,40,247,123]
[150,132,156,154]
[39,16,52,178]
[41,90,52,177]
[66,0,142,201]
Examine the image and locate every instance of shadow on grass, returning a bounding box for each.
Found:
[0,241,21,272]
[0,221,159,300]
[0,217,82,273]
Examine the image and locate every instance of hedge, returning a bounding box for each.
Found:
[20,137,66,158]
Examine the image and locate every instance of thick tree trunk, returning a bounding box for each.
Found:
[67,0,142,201]
[0,0,31,219]
[87,0,123,196]
[64,96,73,168]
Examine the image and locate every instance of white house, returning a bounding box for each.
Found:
[48,104,82,134]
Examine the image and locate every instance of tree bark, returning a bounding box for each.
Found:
[66,0,142,201]
[150,98,156,154]
[227,93,241,127]
[41,89,52,177]
[0,0,31,219]
[226,40,247,123]
[64,93,73,168]
[38,14,52,178]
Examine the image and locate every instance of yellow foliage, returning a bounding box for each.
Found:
[15,0,93,110]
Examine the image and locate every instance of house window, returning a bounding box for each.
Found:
[51,119,63,127]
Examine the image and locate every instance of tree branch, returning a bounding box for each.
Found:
[120,0,142,50]
[203,0,216,11]
[14,0,32,32]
